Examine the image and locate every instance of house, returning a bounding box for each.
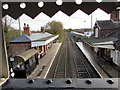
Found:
[93,20,117,38]
[10,23,59,58]
[83,9,120,66]
[92,9,120,38]
[105,28,120,66]
[84,29,120,66]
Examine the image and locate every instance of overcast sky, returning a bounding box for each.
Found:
[7,8,110,31]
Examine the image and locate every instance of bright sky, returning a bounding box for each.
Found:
[8,8,110,31]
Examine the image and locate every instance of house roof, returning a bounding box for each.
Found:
[29,33,52,41]
[113,22,120,27]
[96,20,117,29]
[33,35,56,42]
[86,27,120,50]
[10,34,31,43]
[105,28,120,39]
[10,32,53,43]
[105,27,120,48]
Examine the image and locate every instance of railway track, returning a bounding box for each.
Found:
[47,33,100,78]
[70,34,100,78]
[53,45,67,78]
[68,34,92,78]
[53,34,74,78]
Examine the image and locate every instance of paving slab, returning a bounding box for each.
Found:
[27,43,62,78]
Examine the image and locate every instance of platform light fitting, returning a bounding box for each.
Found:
[3,4,9,10]
[96,0,102,3]
[38,1,44,8]
[56,0,63,6]
[75,0,82,5]
[20,3,26,9]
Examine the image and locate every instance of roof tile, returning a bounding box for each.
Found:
[10,32,53,43]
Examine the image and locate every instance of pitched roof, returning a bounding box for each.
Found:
[88,27,120,50]
[10,34,31,43]
[10,32,53,43]
[113,22,120,27]
[29,33,52,41]
[105,27,120,48]
[96,20,117,29]
[105,28,120,39]
[33,35,56,42]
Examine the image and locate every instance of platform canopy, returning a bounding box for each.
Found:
[2,0,120,19]
[84,37,118,49]
[31,35,59,47]
[14,49,37,62]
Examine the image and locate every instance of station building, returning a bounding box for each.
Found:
[83,10,120,66]
[9,24,59,77]
[10,23,59,58]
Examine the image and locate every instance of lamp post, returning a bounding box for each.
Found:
[91,14,93,29]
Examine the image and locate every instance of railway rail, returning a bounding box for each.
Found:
[53,45,67,78]
[69,35,92,78]
[47,33,100,78]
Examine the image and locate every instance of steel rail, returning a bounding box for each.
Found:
[69,34,92,78]
[64,38,67,78]
[53,42,65,78]
[68,35,80,78]
[53,35,67,78]
[69,36,81,78]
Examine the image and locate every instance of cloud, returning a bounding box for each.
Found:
[9,8,110,30]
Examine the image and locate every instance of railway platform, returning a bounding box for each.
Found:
[76,42,108,78]
[97,57,119,78]
[76,42,119,78]
[27,43,62,78]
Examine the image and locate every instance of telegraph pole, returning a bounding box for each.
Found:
[18,18,22,35]
[91,14,93,29]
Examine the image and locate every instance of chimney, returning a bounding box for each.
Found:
[23,23,31,35]
[110,10,119,22]
[41,26,45,33]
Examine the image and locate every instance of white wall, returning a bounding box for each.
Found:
[95,28,99,38]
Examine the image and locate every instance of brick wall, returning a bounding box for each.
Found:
[23,23,31,35]
[111,10,119,21]
[10,43,31,57]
